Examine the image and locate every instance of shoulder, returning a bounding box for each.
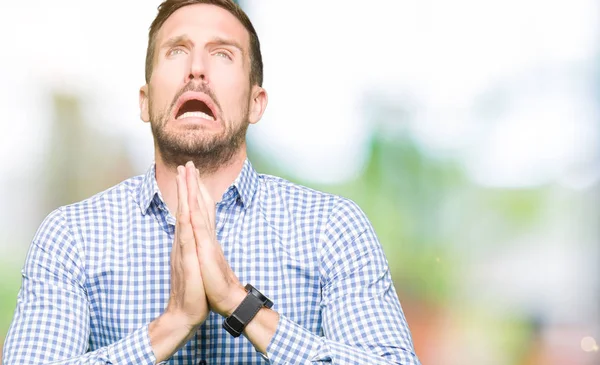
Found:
[257,173,342,212]
[60,174,144,219]
[257,173,370,231]
[35,174,144,241]
[27,175,145,282]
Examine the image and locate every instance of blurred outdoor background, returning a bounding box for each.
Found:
[1,0,599,364]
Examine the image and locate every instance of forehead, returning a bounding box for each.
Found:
[157,4,250,49]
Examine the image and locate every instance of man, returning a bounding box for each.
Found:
[3,0,420,364]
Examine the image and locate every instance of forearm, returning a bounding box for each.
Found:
[3,324,157,365]
[265,314,419,365]
[149,312,197,364]
[242,307,280,355]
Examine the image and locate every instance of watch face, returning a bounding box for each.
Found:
[245,284,272,307]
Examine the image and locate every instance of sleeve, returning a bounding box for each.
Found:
[2,208,158,365]
[265,198,421,365]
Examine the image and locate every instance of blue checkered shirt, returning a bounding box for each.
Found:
[4,159,420,364]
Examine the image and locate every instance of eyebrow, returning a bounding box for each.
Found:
[160,34,245,55]
[206,37,245,56]
[160,34,193,51]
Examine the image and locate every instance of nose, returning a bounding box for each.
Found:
[186,51,207,83]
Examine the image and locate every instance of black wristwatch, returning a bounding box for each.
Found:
[223,284,273,338]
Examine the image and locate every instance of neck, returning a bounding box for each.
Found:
[155,147,248,216]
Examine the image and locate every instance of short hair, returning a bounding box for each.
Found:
[145,0,263,86]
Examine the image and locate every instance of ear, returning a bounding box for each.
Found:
[139,84,150,123]
[248,85,268,125]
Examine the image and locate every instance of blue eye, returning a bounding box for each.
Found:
[214,51,232,60]
[168,48,185,56]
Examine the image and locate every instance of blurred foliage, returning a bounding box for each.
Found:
[249,128,549,306]
[0,264,21,341]
[45,93,135,211]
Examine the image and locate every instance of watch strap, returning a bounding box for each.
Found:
[222,291,264,337]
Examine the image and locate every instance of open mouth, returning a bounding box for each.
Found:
[175,98,216,121]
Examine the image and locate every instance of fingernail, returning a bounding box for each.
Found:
[186,161,194,168]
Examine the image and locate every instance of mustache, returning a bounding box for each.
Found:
[170,81,222,115]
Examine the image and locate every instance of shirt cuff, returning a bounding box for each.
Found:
[266,315,330,364]
[107,324,158,365]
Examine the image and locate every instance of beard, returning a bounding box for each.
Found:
[149,82,250,174]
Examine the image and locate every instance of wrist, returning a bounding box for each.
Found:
[244,307,280,355]
[222,284,275,340]
[149,312,197,363]
[219,285,248,317]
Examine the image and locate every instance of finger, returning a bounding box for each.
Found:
[173,166,186,253]
[177,167,202,285]
[186,163,212,261]
[171,171,181,268]
[186,162,208,230]
[185,162,202,217]
[191,166,217,235]
[196,168,216,228]
[176,166,195,258]
[192,168,210,227]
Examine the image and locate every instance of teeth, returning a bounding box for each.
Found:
[177,111,215,121]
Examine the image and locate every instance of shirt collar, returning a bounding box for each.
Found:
[136,163,161,215]
[231,158,259,208]
[135,159,259,214]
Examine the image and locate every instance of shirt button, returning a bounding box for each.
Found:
[198,360,207,365]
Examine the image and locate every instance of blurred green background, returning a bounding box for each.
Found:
[1,1,599,364]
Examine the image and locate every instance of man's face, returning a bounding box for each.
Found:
[140,4,266,169]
